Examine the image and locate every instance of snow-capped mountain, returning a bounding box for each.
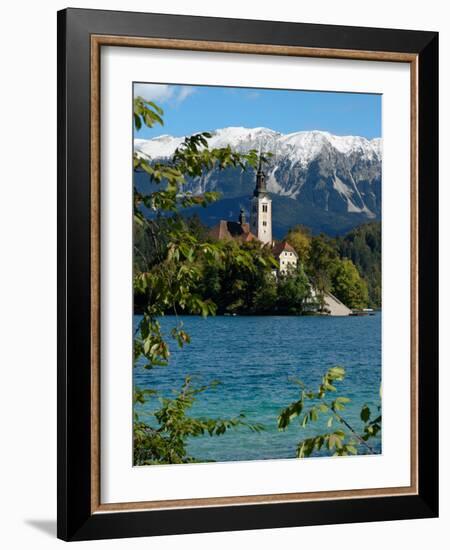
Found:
[134,127,382,236]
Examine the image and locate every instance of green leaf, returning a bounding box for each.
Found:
[360,405,371,423]
[335,396,351,404]
[327,366,345,380]
[328,434,339,450]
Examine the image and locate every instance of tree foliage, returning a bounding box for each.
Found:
[285,225,312,265]
[336,222,381,308]
[303,233,369,310]
[330,258,369,310]
[197,239,281,314]
[306,235,338,309]
[134,216,372,316]
[133,97,263,368]
[133,97,265,464]
[278,367,381,457]
[132,96,380,465]
[134,376,263,465]
[276,264,313,315]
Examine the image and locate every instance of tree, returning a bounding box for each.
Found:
[330,258,369,310]
[134,377,263,465]
[133,96,264,366]
[336,222,381,308]
[306,235,338,309]
[278,367,381,457]
[285,225,311,265]
[185,213,210,242]
[276,264,312,315]
[196,239,278,315]
[133,97,267,463]
[253,271,278,314]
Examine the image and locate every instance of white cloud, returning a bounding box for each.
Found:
[175,86,196,103]
[133,83,174,102]
[133,83,196,104]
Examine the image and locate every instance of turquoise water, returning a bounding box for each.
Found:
[134,313,381,461]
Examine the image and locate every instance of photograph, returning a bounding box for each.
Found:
[132,83,383,465]
[51,5,438,542]
[0,1,442,546]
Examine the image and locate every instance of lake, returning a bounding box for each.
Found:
[134,313,381,462]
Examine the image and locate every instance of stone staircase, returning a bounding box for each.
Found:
[322,292,352,316]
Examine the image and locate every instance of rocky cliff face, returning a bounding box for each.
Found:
[134,126,382,236]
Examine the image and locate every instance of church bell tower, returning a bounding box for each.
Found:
[250,156,272,245]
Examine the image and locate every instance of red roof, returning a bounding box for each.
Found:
[209,220,258,242]
[271,241,298,258]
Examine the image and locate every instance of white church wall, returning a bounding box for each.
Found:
[251,195,272,244]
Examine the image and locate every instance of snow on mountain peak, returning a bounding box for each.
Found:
[134,126,381,165]
[134,126,382,223]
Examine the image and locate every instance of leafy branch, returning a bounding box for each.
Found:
[134,376,264,465]
[133,98,271,370]
[278,367,381,458]
[132,95,269,464]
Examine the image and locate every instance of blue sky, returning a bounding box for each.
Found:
[133,83,381,140]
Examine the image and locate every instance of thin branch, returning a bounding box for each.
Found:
[332,410,375,454]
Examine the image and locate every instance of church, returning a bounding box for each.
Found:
[250,157,273,245]
[210,157,299,274]
[209,160,352,316]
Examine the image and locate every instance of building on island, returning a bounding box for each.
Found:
[209,209,257,243]
[209,156,272,246]
[208,157,352,316]
[271,241,298,274]
[250,157,272,244]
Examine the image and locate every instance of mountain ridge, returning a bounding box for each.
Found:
[135,126,381,166]
[134,126,382,236]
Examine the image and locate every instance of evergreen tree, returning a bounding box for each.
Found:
[336,222,381,308]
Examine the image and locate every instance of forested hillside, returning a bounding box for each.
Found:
[134,216,381,313]
[335,222,381,308]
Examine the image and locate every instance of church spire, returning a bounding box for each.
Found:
[250,151,272,245]
[253,153,268,197]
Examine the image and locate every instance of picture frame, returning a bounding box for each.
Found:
[57,7,439,541]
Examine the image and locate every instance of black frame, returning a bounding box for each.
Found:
[57,8,439,541]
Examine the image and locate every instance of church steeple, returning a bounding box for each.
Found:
[250,153,272,245]
[253,155,268,197]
